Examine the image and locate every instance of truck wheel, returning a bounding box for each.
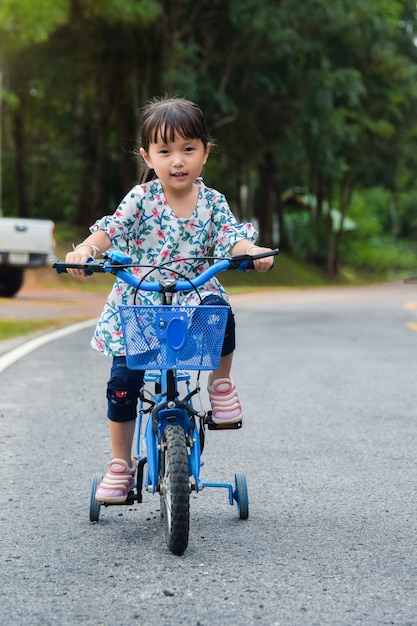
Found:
[0,268,24,297]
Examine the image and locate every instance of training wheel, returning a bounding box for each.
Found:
[234,472,249,520]
[89,472,103,522]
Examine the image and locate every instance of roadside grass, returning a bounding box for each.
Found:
[0,318,80,342]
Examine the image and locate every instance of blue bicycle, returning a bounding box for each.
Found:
[54,248,279,555]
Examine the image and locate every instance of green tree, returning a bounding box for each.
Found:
[2,0,417,278]
[1,0,161,221]
[0,0,68,215]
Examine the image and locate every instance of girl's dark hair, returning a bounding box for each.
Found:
[139,96,211,183]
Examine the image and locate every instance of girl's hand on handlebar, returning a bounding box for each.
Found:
[65,249,92,278]
[248,246,275,272]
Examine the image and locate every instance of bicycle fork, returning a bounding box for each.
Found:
[137,369,205,496]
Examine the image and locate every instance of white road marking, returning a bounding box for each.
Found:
[0,319,96,374]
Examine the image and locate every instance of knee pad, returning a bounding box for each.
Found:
[107,377,140,422]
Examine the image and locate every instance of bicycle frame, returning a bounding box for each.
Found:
[54,247,279,554]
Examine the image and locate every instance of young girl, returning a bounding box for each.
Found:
[66,97,274,504]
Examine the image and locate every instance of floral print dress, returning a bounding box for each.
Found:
[90,178,256,356]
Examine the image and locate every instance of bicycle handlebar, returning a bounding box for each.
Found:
[52,248,279,293]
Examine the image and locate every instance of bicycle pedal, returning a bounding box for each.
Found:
[205,411,243,430]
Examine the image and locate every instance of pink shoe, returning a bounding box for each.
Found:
[208,377,243,424]
[95,458,136,504]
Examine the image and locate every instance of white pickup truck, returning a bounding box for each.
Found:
[0,217,55,297]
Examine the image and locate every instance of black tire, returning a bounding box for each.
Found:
[159,424,190,555]
[0,268,24,297]
[89,472,103,522]
[234,472,249,520]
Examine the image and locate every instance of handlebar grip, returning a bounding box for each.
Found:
[231,248,279,272]
[238,260,255,272]
[52,259,95,275]
[53,260,69,274]
[237,259,275,272]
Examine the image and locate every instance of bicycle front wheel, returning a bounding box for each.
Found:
[159,424,190,556]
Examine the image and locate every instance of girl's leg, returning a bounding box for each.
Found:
[96,357,144,504]
[108,420,136,466]
[200,296,242,424]
[210,351,233,382]
[105,355,144,459]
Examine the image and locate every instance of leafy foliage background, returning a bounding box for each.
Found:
[2,0,417,275]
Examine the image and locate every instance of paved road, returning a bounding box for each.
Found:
[1,283,417,625]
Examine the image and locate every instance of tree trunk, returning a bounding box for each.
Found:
[73,85,93,228]
[389,194,400,240]
[257,151,275,247]
[90,112,111,222]
[315,173,324,218]
[326,213,336,275]
[274,169,288,251]
[332,177,356,274]
[13,108,30,218]
[74,52,114,226]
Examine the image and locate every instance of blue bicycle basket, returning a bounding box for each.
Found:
[119,305,229,370]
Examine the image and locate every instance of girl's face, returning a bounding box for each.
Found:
[140,131,210,194]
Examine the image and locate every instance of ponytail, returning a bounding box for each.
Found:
[140,166,156,184]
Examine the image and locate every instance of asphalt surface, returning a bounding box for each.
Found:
[1,282,417,625]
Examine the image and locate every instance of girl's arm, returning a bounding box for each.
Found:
[230,239,274,273]
[65,230,112,278]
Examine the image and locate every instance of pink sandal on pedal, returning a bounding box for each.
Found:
[207,377,243,424]
[95,458,136,504]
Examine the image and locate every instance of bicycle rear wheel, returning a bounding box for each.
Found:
[159,424,190,556]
